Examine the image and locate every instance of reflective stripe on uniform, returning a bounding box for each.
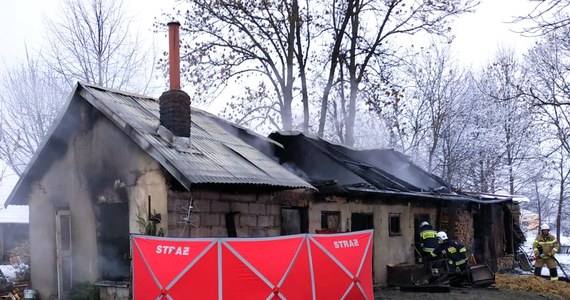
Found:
[448,258,467,265]
[421,231,437,238]
[538,240,558,245]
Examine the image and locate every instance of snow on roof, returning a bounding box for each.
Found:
[512,195,530,203]
[0,163,28,224]
[0,205,28,224]
[520,209,537,216]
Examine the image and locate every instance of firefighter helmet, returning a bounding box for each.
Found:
[436,231,448,241]
[420,221,430,227]
[541,224,550,231]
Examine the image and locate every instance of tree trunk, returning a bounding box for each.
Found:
[293,0,310,132]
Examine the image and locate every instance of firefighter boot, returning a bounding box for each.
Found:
[534,267,542,277]
[549,268,559,281]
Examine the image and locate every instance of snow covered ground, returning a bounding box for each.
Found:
[0,265,18,281]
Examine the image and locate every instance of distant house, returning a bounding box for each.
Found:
[520,209,539,232]
[0,205,28,264]
[5,82,314,300]
[3,78,526,297]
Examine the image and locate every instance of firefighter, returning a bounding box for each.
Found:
[533,224,560,281]
[418,221,439,274]
[419,221,438,259]
[432,231,469,273]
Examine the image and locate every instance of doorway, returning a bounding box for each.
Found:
[281,207,308,235]
[56,210,72,299]
[99,202,130,281]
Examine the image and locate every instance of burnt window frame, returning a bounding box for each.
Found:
[389,213,401,236]
[320,211,341,232]
[351,213,374,231]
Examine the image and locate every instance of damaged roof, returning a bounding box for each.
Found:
[269,132,512,204]
[6,83,313,205]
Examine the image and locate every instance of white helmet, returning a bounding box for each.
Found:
[436,231,448,240]
[541,224,550,231]
[420,221,429,227]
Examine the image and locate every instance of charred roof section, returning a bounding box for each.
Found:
[269,132,512,204]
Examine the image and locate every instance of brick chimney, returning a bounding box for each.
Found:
[159,21,191,137]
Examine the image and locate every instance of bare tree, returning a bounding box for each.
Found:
[522,26,570,241]
[521,169,557,232]
[43,0,153,93]
[168,0,477,143]
[514,0,570,35]
[0,53,66,175]
[167,0,315,132]
[399,44,470,173]
[476,48,536,195]
[317,0,479,146]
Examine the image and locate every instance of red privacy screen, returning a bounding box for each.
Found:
[131,230,373,300]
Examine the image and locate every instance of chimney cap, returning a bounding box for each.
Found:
[167,21,181,26]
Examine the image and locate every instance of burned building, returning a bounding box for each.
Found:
[4,81,314,299]
[4,23,525,299]
[3,79,525,297]
[4,23,317,299]
[260,132,525,285]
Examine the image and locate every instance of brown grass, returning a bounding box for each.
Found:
[496,273,570,299]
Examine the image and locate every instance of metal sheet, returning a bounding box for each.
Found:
[81,84,313,189]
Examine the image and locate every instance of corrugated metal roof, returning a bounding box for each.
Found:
[5,83,314,206]
[0,165,28,223]
[79,83,314,189]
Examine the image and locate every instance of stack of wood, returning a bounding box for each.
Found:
[497,255,515,270]
[454,210,473,247]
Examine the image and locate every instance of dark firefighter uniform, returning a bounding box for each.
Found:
[533,229,560,281]
[433,239,468,272]
[419,223,438,258]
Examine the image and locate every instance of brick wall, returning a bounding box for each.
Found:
[159,90,191,137]
[166,188,310,238]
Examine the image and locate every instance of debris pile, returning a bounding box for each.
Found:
[496,274,570,299]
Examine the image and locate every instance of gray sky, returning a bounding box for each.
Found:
[0,0,535,69]
[0,0,174,66]
[450,0,536,67]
